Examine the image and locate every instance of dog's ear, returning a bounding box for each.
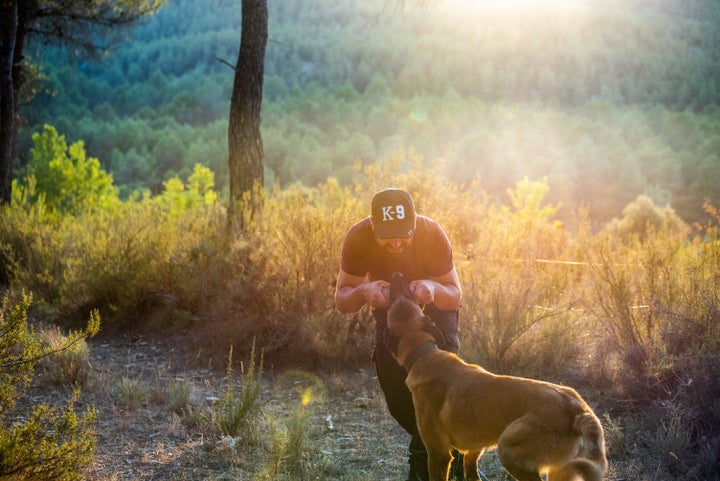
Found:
[422,316,447,348]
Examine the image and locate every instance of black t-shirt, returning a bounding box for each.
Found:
[340,215,454,283]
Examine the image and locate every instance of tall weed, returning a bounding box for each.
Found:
[261,406,312,480]
[214,343,263,444]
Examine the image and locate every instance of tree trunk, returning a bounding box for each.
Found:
[0,0,19,205]
[227,0,268,233]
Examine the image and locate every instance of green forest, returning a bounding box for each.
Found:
[20,0,720,225]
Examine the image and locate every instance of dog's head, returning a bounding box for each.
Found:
[387,272,446,348]
[388,272,424,338]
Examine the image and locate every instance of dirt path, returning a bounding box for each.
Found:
[19,335,541,480]
[81,335,415,480]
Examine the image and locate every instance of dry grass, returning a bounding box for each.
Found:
[14,333,691,481]
[40,326,92,386]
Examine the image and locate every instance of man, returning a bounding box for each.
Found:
[335,187,466,481]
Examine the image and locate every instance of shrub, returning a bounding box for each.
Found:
[604,194,688,242]
[457,178,574,372]
[114,376,151,411]
[198,178,365,364]
[263,406,312,480]
[40,325,92,385]
[167,379,194,414]
[582,202,720,478]
[1,169,228,328]
[0,293,98,481]
[14,125,120,216]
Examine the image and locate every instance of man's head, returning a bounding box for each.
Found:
[371,188,417,253]
[371,188,416,238]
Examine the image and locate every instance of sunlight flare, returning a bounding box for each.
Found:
[443,0,586,13]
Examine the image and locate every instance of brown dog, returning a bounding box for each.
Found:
[387,272,608,481]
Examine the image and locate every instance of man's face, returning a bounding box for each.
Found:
[376,237,412,255]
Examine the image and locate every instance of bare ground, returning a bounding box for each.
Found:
[27,334,420,480]
[22,334,638,481]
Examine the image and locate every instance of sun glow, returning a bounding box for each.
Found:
[436,0,589,32]
[443,0,586,14]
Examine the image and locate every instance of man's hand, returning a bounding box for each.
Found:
[363,280,390,308]
[409,279,436,305]
[336,267,461,313]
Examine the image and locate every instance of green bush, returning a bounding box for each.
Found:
[0,293,98,481]
[1,142,229,327]
[14,125,120,216]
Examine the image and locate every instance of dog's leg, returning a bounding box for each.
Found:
[426,449,452,481]
[497,419,544,481]
[463,450,483,481]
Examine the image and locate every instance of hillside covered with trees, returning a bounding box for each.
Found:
[19,0,720,225]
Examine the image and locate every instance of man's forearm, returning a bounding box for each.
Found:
[430,281,462,311]
[335,285,367,314]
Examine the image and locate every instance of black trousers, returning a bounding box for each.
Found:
[372,305,460,439]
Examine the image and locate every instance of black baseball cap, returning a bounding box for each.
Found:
[371,188,417,239]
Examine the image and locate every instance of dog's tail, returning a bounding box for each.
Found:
[551,413,608,481]
[575,412,607,469]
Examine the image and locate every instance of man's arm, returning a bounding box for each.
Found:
[409,265,462,311]
[334,269,390,313]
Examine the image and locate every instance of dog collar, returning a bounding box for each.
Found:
[403,341,438,372]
